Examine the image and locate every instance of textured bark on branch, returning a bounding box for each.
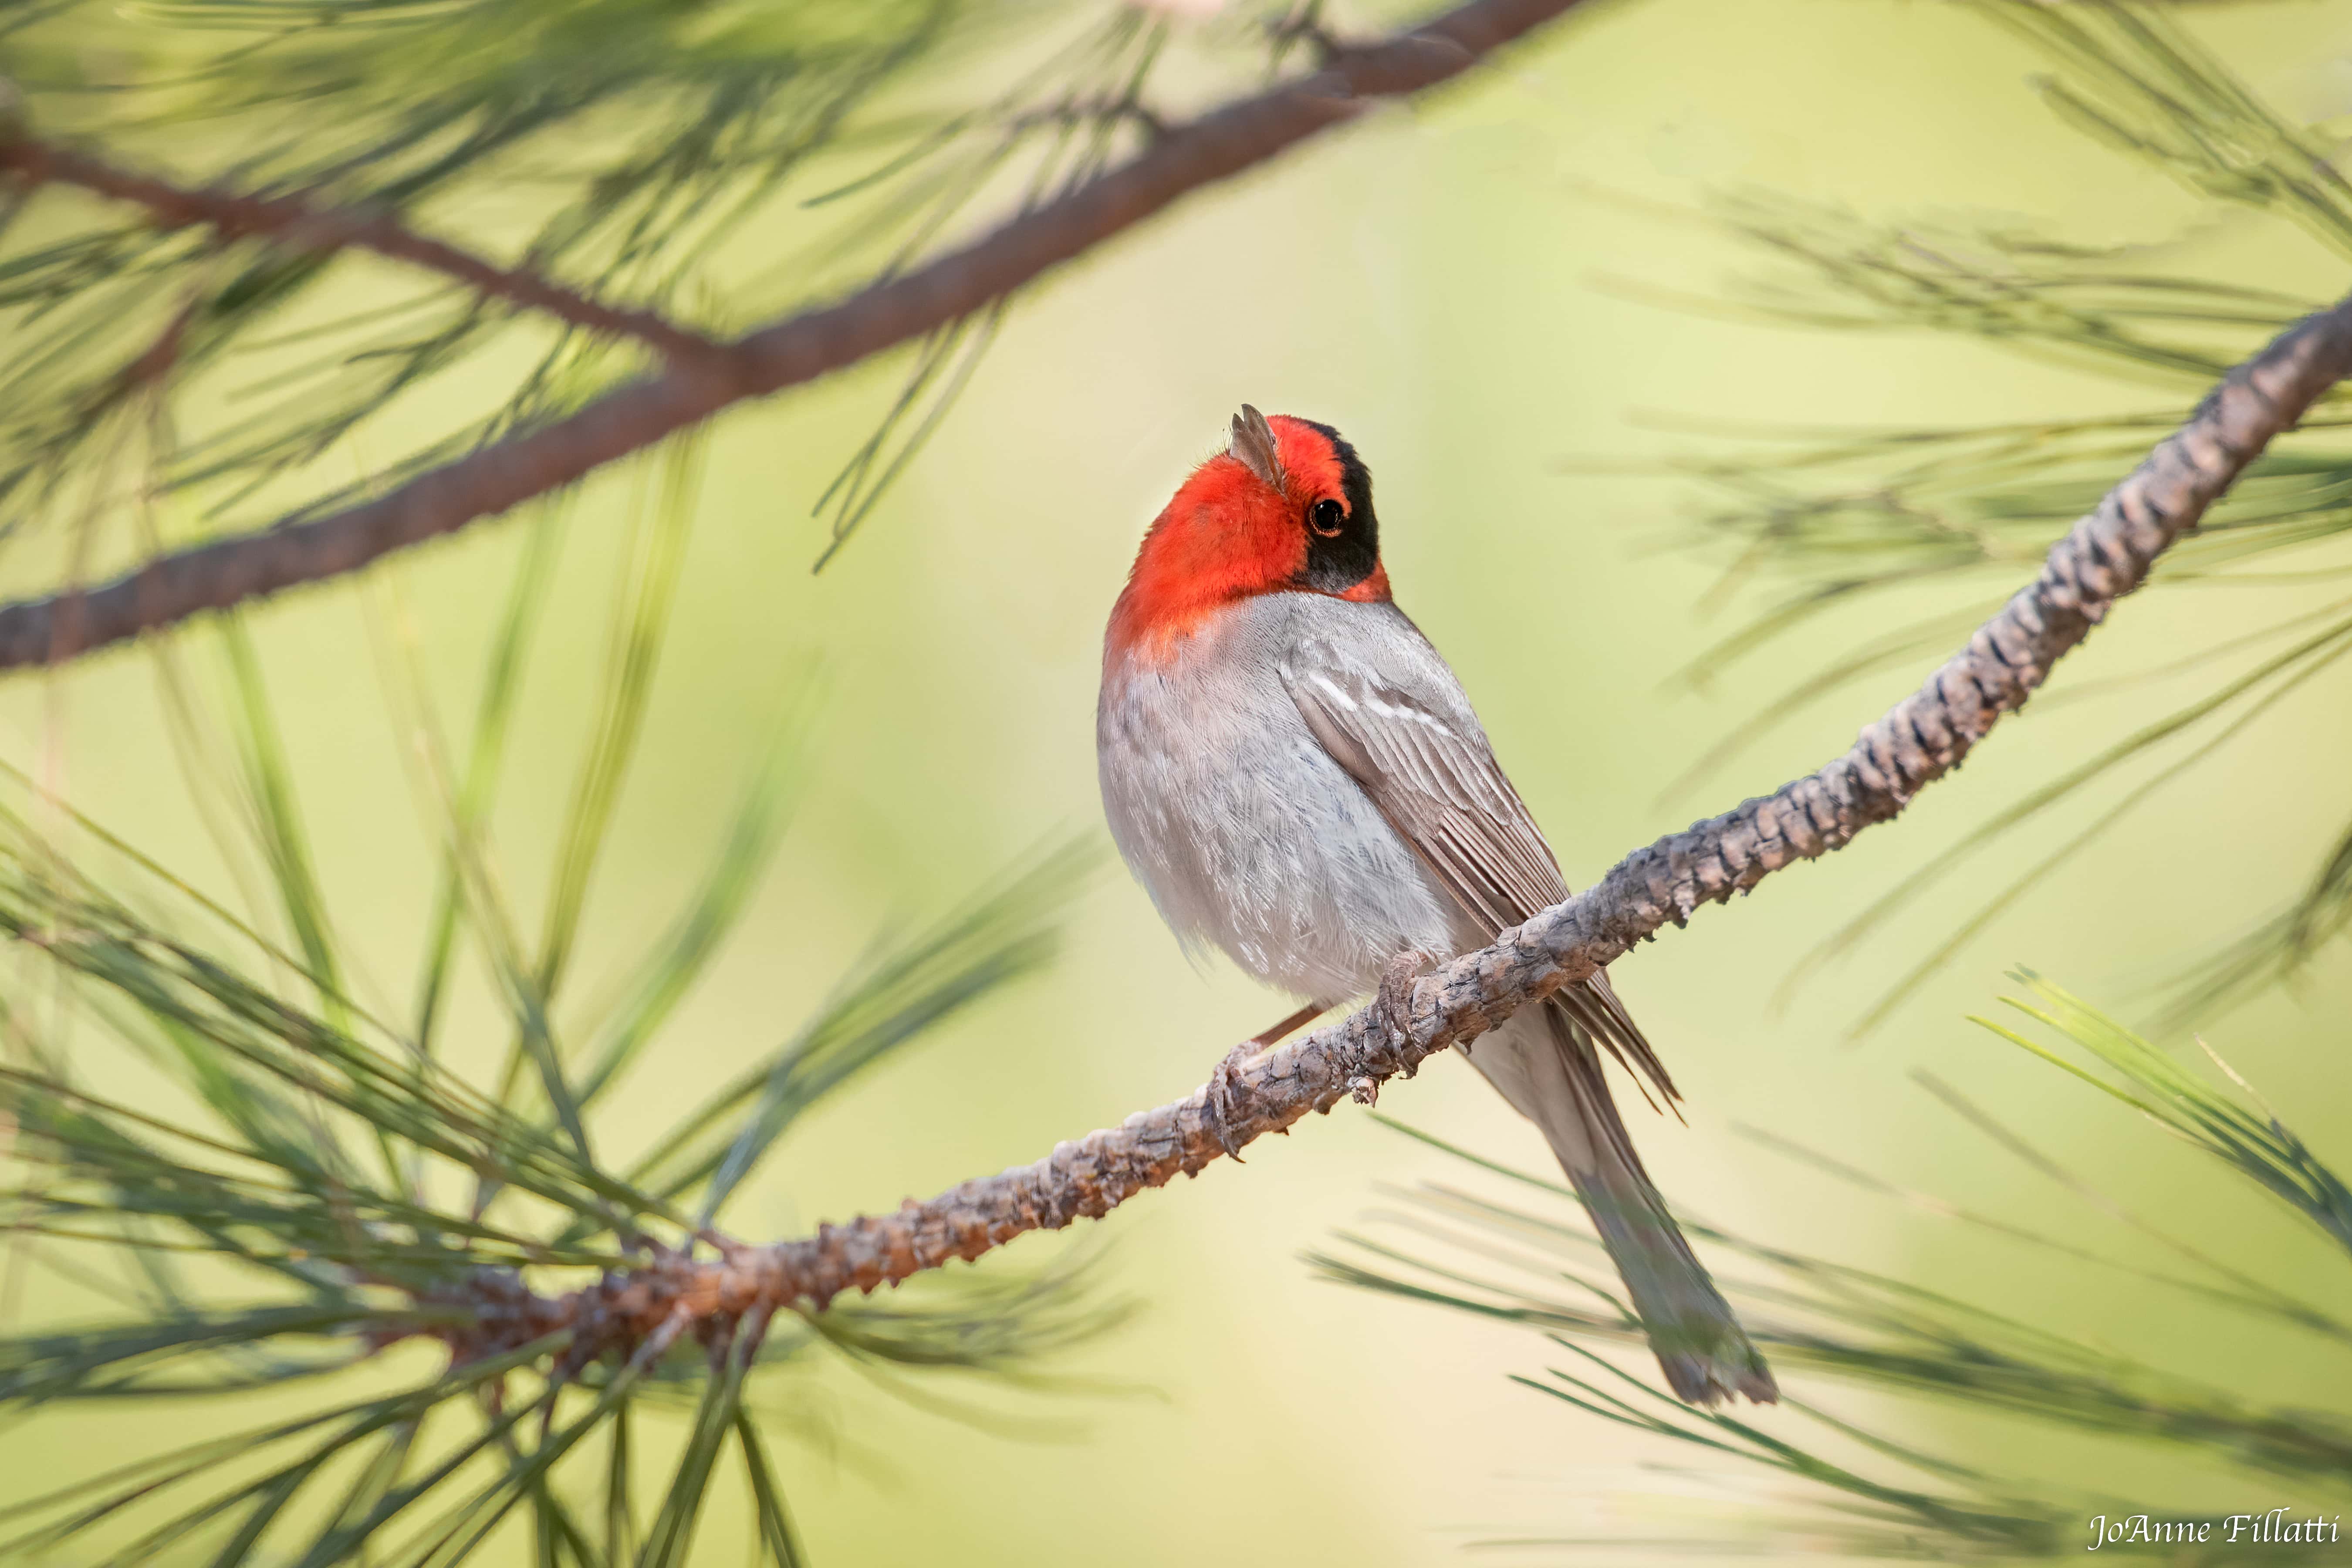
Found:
[0,142,728,365]
[0,0,1591,671]
[407,294,2352,1373]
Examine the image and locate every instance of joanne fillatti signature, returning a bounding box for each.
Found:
[2088,1511,2343,1550]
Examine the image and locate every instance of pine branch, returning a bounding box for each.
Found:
[0,137,730,366]
[0,0,1592,671]
[392,291,2352,1371]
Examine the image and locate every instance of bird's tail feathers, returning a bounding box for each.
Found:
[1462,997,1777,1406]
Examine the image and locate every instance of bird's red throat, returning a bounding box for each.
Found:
[1108,419,1391,665]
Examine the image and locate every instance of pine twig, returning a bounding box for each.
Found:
[395,291,2352,1370]
[0,0,1591,671]
[0,140,729,366]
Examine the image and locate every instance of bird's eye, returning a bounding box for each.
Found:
[1309,498,1346,537]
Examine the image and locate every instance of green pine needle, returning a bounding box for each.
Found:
[1321,977,2352,1560]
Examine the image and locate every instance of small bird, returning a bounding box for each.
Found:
[1096,406,1775,1406]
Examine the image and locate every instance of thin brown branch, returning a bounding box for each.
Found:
[409,292,2352,1372]
[0,140,727,365]
[0,0,1591,671]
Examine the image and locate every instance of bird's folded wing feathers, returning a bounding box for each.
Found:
[1282,636,1678,1104]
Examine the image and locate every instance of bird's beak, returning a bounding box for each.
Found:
[1229,404,1286,493]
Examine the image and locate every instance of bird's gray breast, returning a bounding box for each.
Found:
[1096,593,1458,1000]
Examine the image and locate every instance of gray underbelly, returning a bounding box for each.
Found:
[1100,665,1461,1001]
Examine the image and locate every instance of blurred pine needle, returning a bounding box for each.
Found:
[1315,975,2352,1561]
[1596,2,2352,1025]
[0,430,1117,1566]
[0,0,1298,580]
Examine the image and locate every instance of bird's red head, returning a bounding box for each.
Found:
[1108,406,1392,662]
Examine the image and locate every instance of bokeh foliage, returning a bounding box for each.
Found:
[0,0,1290,580]
[0,438,1107,1564]
[1618,3,2352,1029]
[1321,977,2352,1560]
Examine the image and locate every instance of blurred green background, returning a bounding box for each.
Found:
[7,0,2352,1560]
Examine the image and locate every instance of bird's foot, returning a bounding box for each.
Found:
[1376,948,1428,1078]
[1205,1039,1260,1162]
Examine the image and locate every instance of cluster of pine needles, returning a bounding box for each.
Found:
[0,0,1306,586]
[1321,975,2352,1561]
[0,436,1115,1566]
[1593,2,2352,1031]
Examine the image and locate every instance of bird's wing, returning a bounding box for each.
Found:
[1284,639,1565,933]
[1282,625,1677,1102]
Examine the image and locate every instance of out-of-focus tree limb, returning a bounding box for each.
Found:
[0,0,1592,671]
[395,291,2352,1372]
[0,139,731,365]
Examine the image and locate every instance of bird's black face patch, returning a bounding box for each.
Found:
[1291,420,1380,594]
